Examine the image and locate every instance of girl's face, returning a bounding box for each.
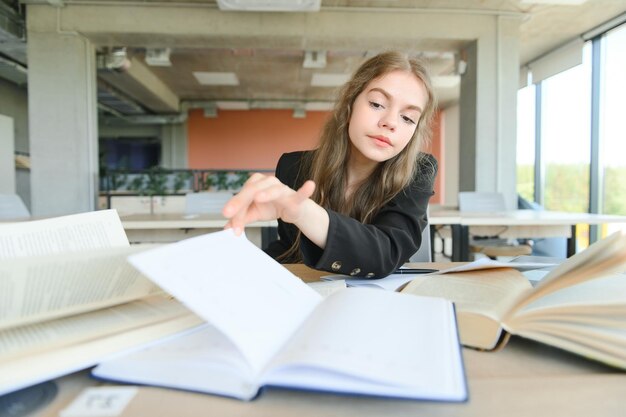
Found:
[347,69,428,166]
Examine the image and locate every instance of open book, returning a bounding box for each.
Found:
[401,230,626,369]
[0,210,202,396]
[93,230,467,402]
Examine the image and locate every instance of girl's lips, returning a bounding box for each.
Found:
[369,135,392,147]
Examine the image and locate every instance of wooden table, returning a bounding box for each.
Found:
[120,213,278,248]
[29,264,626,417]
[429,209,626,261]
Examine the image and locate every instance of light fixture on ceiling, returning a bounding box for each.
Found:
[203,102,218,118]
[97,47,131,72]
[292,103,306,119]
[193,72,240,86]
[310,73,350,87]
[431,75,461,89]
[145,48,172,67]
[519,0,588,4]
[303,51,327,69]
[217,0,321,12]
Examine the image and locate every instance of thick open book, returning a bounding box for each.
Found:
[0,210,202,396]
[401,230,626,369]
[93,230,467,402]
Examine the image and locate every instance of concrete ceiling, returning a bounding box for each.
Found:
[3,0,626,118]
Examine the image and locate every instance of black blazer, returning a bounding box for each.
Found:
[264,151,437,278]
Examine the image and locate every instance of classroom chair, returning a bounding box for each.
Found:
[458,192,532,260]
[185,191,234,214]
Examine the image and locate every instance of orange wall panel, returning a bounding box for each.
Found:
[186,108,443,202]
[187,109,327,171]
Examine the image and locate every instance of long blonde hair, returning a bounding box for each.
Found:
[281,51,437,262]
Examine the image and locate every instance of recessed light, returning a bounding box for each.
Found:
[519,0,588,5]
[145,48,172,67]
[431,75,460,89]
[310,73,350,87]
[193,72,239,86]
[217,0,320,12]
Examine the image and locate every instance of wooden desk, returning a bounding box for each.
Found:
[29,264,626,417]
[430,209,626,261]
[120,213,278,248]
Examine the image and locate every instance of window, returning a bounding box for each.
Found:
[516,84,535,202]
[599,24,626,235]
[517,22,626,249]
[540,44,592,214]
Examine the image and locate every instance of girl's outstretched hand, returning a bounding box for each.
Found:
[222,173,316,235]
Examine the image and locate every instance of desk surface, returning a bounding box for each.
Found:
[120,213,277,229]
[32,264,626,417]
[430,209,626,226]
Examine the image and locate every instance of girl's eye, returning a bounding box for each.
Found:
[402,115,416,125]
[369,101,383,109]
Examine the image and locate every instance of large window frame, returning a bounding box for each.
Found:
[517,20,626,247]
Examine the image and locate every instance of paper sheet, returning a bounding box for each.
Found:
[127,230,322,373]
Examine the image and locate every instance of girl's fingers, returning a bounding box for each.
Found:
[222,173,265,218]
[296,180,316,201]
[223,177,316,232]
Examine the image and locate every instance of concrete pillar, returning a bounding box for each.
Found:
[459,16,520,209]
[0,114,15,193]
[161,123,188,169]
[27,21,98,216]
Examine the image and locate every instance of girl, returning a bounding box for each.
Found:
[223,51,437,278]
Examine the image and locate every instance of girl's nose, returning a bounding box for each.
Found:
[378,113,396,131]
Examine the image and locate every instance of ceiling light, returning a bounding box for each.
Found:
[203,103,218,118]
[293,105,306,118]
[193,72,239,86]
[217,0,320,12]
[310,73,350,87]
[145,48,172,67]
[98,47,130,72]
[431,75,460,89]
[519,0,588,5]
[303,51,327,69]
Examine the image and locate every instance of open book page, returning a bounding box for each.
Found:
[261,288,466,401]
[0,313,203,396]
[93,324,259,400]
[504,273,626,330]
[503,319,626,369]
[0,295,192,363]
[507,230,626,312]
[94,289,467,401]
[401,268,531,349]
[433,257,558,274]
[0,209,128,260]
[127,230,322,374]
[0,245,162,330]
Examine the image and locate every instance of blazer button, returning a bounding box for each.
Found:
[331,261,342,271]
[350,268,361,276]
[366,272,375,278]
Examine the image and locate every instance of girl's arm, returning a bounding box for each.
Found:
[222,174,330,249]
